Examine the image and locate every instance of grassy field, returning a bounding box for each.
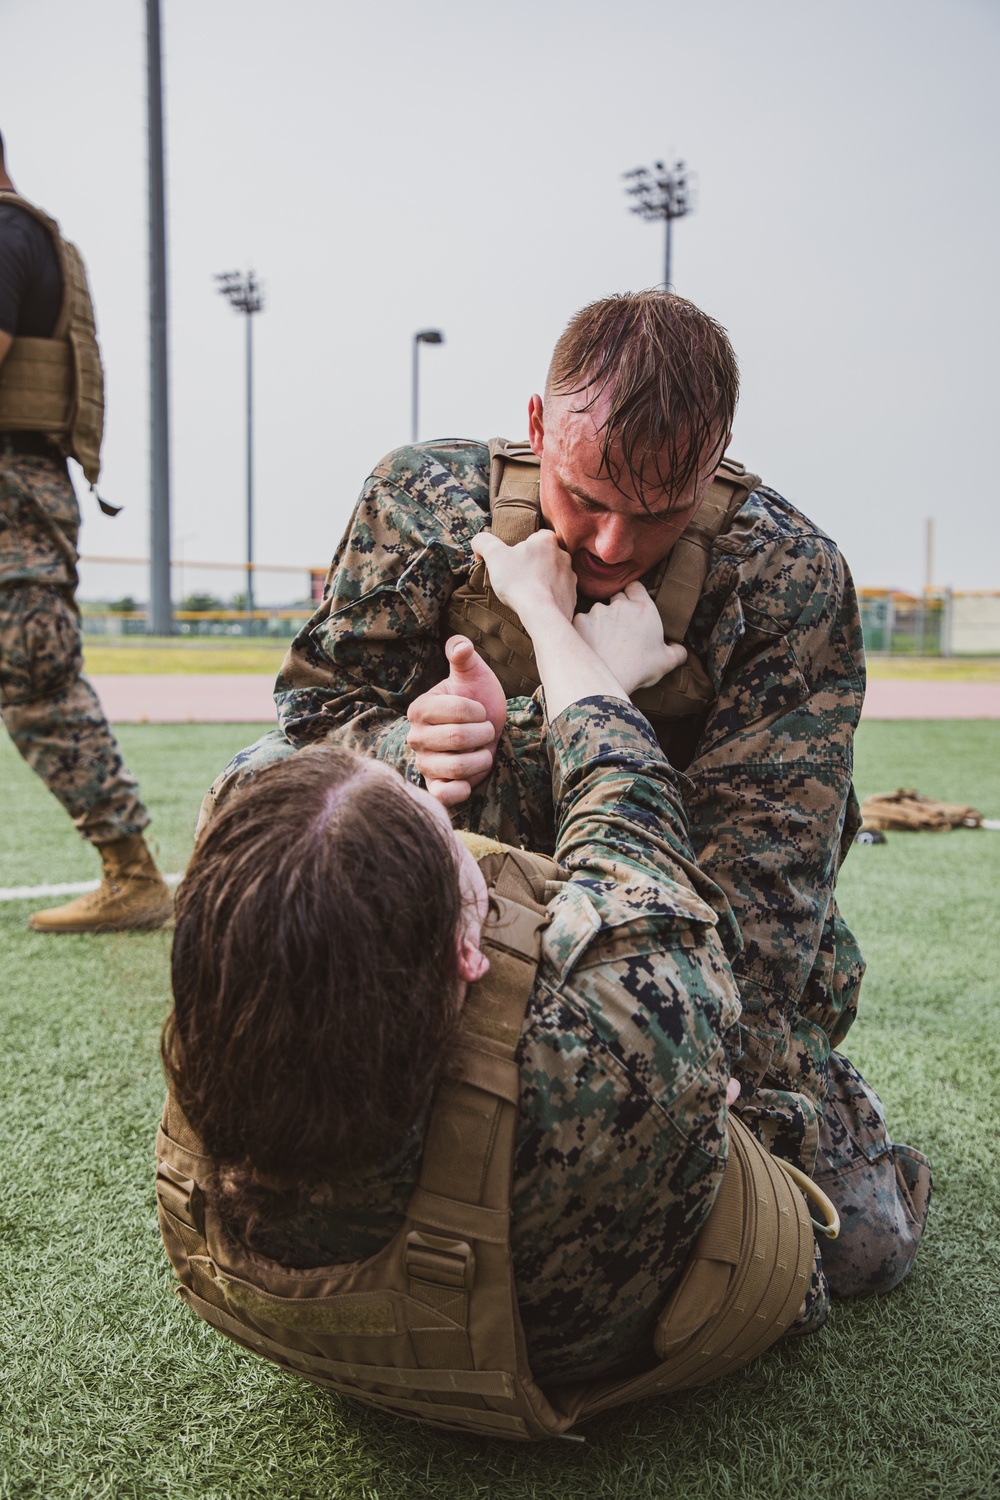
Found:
[1,722,998,1500]
[863,655,1000,681]
[79,636,1000,682]
[82,638,290,676]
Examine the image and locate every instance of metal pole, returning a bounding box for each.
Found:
[411,336,419,445]
[147,0,172,635]
[664,216,672,291]
[246,310,254,628]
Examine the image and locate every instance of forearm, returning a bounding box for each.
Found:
[546,696,736,928]
[525,603,631,722]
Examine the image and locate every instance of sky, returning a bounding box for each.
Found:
[4,0,999,605]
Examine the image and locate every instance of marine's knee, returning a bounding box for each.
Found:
[817,1142,932,1298]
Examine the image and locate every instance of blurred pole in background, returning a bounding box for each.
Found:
[147,0,173,635]
[412,329,444,445]
[215,271,265,629]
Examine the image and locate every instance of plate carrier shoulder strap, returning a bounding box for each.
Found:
[0,191,105,484]
[446,439,761,723]
[156,842,814,1440]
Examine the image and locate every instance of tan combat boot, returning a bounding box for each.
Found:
[29,834,174,934]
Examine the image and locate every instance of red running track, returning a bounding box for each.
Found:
[89,674,1000,725]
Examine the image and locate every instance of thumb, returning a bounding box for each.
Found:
[445,635,478,677]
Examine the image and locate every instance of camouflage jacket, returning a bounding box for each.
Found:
[242,697,742,1382]
[276,441,867,1169]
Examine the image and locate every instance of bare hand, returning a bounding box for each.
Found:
[471,530,577,629]
[572,582,687,695]
[407,636,507,806]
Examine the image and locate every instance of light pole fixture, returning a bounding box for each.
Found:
[623,160,696,290]
[215,269,264,630]
[412,328,444,445]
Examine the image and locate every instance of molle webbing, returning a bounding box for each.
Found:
[156,843,813,1440]
[0,193,104,484]
[447,439,759,721]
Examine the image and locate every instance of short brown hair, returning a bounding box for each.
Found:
[546,290,739,504]
[163,746,464,1189]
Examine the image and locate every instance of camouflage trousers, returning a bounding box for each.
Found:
[0,454,149,846]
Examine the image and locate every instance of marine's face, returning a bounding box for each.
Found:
[528,392,727,601]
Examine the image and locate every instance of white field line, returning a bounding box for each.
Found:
[0,872,184,902]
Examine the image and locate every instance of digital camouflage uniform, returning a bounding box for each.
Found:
[236,696,812,1380]
[0,450,148,844]
[210,440,931,1300]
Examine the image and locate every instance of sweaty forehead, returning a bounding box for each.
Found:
[555,404,722,511]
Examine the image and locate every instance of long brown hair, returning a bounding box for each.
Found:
[547,290,739,505]
[163,746,463,1186]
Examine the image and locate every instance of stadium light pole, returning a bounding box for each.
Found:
[215,270,264,630]
[147,0,172,635]
[623,160,696,289]
[412,329,444,445]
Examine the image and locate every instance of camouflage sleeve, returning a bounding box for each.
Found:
[274,447,483,760]
[269,445,554,845]
[510,695,745,1377]
[683,526,867,1162]
[546,695,740,940]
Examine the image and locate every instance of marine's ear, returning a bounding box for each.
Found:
[456,937,489,986]
[527,394,545,458]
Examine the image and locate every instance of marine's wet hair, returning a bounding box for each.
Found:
[546,290,739,505]
[163,744,464,1197]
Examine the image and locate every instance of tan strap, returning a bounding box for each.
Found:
[415,847,552,1218]
[652,458,759,644]
[178,1284,516,1397]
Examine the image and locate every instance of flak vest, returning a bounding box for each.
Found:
[447,440,760,740]
[0,192,105,484]
[156,838,828,1441]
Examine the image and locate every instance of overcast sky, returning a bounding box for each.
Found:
[4,0,998,605]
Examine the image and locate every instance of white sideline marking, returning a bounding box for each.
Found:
[0,872,184,902]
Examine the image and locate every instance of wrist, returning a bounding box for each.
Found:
[516,598,574,639]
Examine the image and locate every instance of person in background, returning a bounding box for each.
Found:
[0,130,171,932]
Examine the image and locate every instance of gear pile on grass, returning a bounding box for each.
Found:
[859,788,984,832]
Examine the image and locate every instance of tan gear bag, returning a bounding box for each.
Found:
[447,440,760,724]
[860,787,983,832]
[0,192,105,484]
[156,842,816,1440]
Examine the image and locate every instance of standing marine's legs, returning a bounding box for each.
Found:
[0,454,171,932]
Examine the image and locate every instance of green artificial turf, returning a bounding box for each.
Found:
[1,722,998,1500]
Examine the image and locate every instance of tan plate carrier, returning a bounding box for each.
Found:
[156,844,814,1441]
[0,191,104,484]
[447,440,760,725]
